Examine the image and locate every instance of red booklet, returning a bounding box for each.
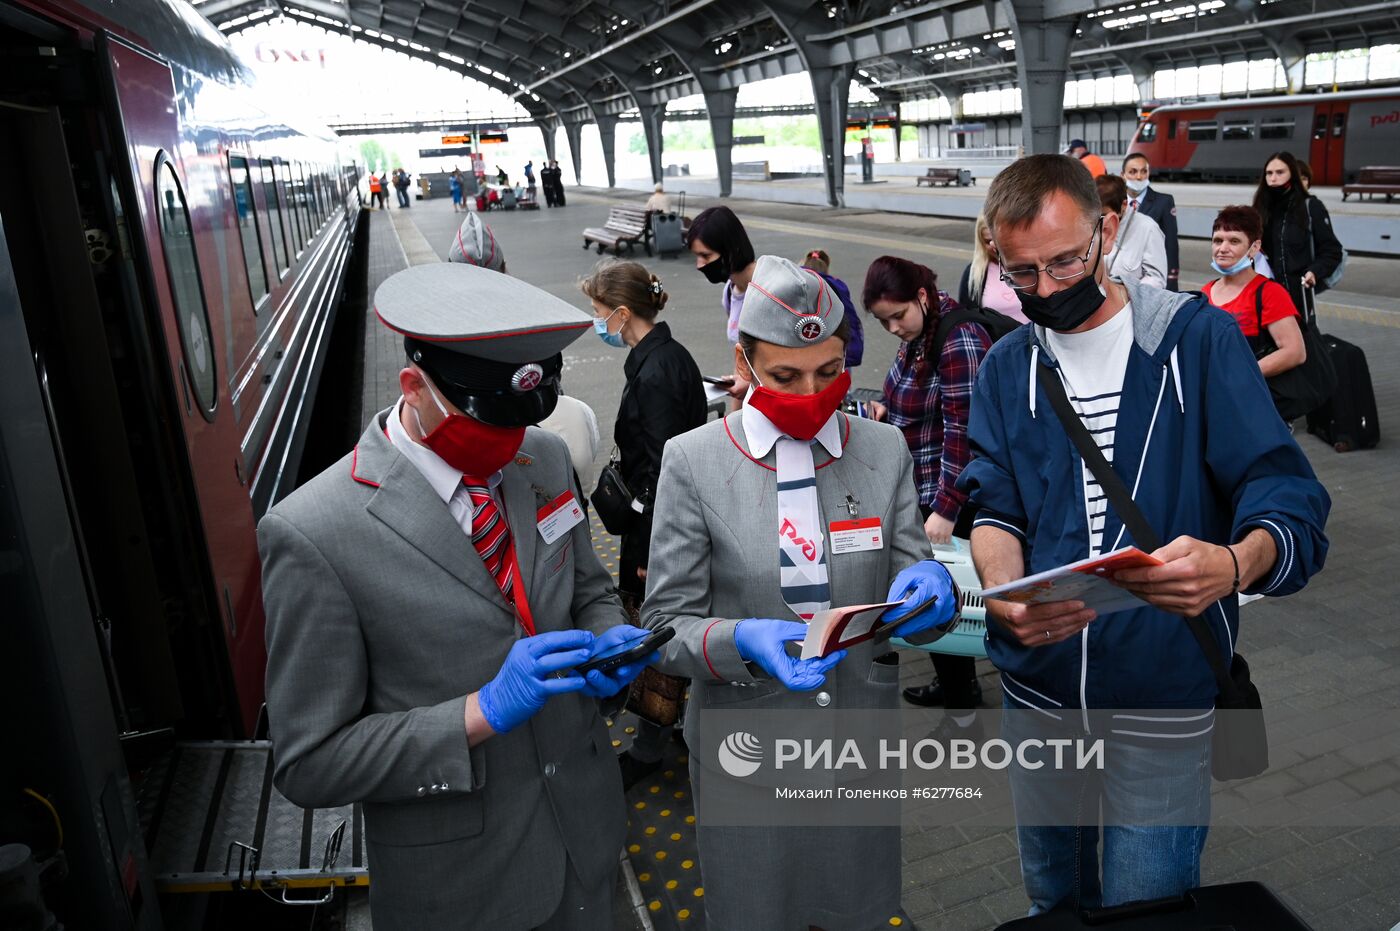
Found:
[800,593,937,660]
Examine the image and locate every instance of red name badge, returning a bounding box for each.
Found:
[829,517,883,554]
[537,491,585,544]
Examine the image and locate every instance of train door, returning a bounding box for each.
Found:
[97,33,266,734]
[1308,100,1347,186]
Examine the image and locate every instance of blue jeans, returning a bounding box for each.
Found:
[1001,696,1211,915]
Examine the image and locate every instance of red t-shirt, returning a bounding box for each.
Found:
[1205,275,1298,338]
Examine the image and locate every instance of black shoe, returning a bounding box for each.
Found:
[924,710,986,746]
[618,751,661,791]
[902,676,983,708]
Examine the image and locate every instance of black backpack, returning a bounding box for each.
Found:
[927,303,1023,361]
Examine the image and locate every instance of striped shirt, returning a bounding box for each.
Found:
[1044,305,1134,556]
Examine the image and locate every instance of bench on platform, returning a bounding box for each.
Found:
[1342,166,1400,201]
[915,167,975,187]
[733,160,772,182]
[582,206,652,255]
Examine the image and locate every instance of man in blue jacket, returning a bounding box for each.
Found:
[959,154,1329,915]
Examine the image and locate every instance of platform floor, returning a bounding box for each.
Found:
[354,192,1400,931]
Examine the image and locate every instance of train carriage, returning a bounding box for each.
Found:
[1,0,362,925]
[1126,87,1400,185]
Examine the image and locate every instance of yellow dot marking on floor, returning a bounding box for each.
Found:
[674,791,686,799]
[649,901,661,912]
[605,719,614,727]
[681,859,694,869]
[634,802,646,810]
[624,726,635,734]
[649,785,661,794]
[628,844,641,853]
[678,909,691,920]
[664,770,675,778]
[666,879,678,890]
[660,809,671,817]
[638,873,651,882]
[611,739,622,747]
[670,832,682,841]
[694,887,704,898]
[655,851,668,860]
[685,815,696,824]
[889,918,904,927]
[644,826,656,835]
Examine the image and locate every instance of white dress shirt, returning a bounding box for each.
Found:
[387,398,504,537]
[1105,209,1168,289]
[740,396,845,460]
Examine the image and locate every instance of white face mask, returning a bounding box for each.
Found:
[1125,178,1148,195]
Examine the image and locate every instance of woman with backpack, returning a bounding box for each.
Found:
[862,256,992,733]
[1252,150,1344,319]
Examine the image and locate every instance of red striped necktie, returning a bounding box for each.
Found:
[463,477,535,635]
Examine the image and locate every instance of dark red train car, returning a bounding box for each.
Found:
[1,0,362,925]
[1127,87,1400,185]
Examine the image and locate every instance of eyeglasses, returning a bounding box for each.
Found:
[998,216,1104,291]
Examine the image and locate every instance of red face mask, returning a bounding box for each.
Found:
[745,365,851,442]
[415,381,525,478]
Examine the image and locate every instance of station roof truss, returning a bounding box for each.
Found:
[195,0,1400,124]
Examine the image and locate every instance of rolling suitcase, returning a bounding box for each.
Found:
[994,881,1312,930]
[650,190,686,258]
[1306,331,1380,452]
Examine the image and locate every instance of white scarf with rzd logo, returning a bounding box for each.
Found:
[776,437,831,621]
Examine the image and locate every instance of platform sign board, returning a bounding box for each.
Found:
[419,146,475,158]
[440,133,472,145]
[477,131,509,144]
[733,135,766,145]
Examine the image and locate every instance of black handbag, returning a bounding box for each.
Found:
[1247,284,1336,422]
[1036,364,1268,781]
[590,449,638,535]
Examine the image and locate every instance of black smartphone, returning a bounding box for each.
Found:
[702,374,735,385]
[576,627,676,675]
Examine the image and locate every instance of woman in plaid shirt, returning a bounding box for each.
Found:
[862,255,992,726]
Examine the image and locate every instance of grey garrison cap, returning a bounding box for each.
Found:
[374,262,591,363]
[447,211,506,271]
[738,254,842,347]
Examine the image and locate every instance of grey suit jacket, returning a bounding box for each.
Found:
[258,409,627,929]
[642,410,929,728]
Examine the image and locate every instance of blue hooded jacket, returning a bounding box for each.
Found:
[958,278,1329,720]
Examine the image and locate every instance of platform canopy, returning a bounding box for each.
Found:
[194,0,1400,205]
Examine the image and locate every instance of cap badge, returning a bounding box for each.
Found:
[795,316,826,342]
[510,363,545,393]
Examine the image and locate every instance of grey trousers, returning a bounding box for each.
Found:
[536,855,618,931]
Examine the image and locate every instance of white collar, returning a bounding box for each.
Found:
[740,394,844,460]
[387,398,502,503]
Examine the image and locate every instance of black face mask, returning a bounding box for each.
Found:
[699,256,730,284]
[1014,229,1107,333]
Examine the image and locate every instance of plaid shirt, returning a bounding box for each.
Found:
[882,294,992,520]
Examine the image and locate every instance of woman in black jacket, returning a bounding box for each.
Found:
[582,259,707,786]
[1252,150,1344,318]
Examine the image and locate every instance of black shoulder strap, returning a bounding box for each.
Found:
[1033,362,1240,700]
[1254,277,1265,333]
[930,307,981,366]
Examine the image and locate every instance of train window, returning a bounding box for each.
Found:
[1187,122,1217,141]
[1314,114,1328,140]
[260,160,289,275]
[297,162,313,238]
[1222,121,1254,141]
[154,155,217,420]
[1167,119,1177,140]
[228,156,269,307]
[280,161,303,252]
[1139,122,1157,143]
[1333,112,1346,137]
[1260,118,1295,140]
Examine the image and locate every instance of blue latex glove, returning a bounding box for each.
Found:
[478,629,594,734]
[734,619,847,691]
[579,624,660,698]
[884,559,959,638]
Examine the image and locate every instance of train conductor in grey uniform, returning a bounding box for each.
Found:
[259,262,657,929]
[642,255,962,929]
